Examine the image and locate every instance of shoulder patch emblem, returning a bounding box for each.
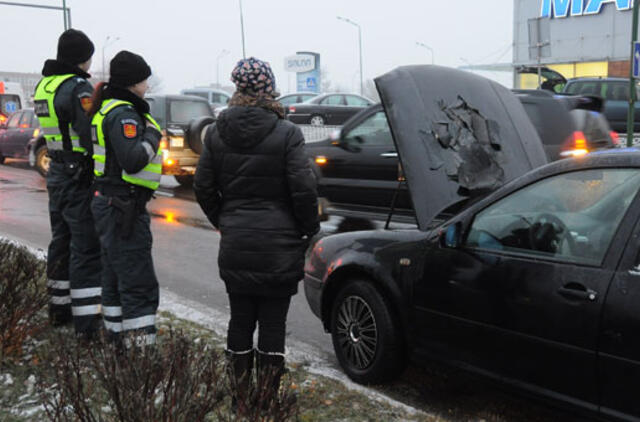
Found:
[123,123,137,139]
[80,97,92,112]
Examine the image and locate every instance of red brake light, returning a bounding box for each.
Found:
[20,123,29,128]
[289,106,296,113]
[610,131,620,146]
[0,114,6,124]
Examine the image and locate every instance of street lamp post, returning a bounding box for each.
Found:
[337,16,363,95]
[416,42,434,65]
[239,0,246,59]
[102,36,120,81]
[216,49,230,88]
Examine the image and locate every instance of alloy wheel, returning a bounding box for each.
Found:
[335,295,378,370]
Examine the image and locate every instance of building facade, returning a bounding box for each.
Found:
[513,0,636,88]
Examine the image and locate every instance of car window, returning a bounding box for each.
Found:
[19,111,33,128]
[345,95,370,107]
[168,100,213,124]
[343,111,393,146]
[183,91,209,101]
[6,112,20,129]
[603,81,629,101]
[466,169,640,265]
[0,94,21,115]
[278,96,298,106]
[321,95,344,106]
[301,95,315,102]
[565,81,600,96]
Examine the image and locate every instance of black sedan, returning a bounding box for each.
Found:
[0,109,41,167]
[287,93,374,126]
[304,65,640,420]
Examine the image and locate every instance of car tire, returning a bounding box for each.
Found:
[330,279,406,384]
[186,116,215,154]
[35,145,50,177]
[309,115,325,126]
[174,174,194,188]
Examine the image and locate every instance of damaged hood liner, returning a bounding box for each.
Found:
[375,65,547,230]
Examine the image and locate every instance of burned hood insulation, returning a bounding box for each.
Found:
[375,65,548,231]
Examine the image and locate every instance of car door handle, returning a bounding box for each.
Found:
[558,283,598,302]
[380,152,398,158]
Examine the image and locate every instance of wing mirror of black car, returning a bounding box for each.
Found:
[330,129,342,145]
[440,222,462,249]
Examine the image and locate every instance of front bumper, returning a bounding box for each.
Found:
[162,148,200,175]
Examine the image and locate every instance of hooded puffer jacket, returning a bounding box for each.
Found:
[194,106,319,297]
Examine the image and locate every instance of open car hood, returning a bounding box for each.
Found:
[375,65,548,230]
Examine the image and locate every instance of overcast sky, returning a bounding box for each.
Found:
[1,0,514,94]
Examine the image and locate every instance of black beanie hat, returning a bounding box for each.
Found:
[109,51,152,88]
[57,29,95,65]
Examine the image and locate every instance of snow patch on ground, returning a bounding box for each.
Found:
[2,234,427,418]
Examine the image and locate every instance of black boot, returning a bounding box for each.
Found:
[225,349,254,415]
[256,351,295,411]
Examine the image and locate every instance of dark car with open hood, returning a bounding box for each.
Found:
[304,65,640,421]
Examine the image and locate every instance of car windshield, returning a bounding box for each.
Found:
[168,100,213,124]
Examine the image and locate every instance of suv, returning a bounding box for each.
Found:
[563,77,640,133]
[147,94,215,187]
[308,92,617,221]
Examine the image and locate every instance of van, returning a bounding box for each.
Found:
[0,81,25,124]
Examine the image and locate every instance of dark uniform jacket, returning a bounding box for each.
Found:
[194,106,319,297]
[97,87,161,194]
[40,60,94,182]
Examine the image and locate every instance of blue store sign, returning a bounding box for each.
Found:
[541,0,632,18]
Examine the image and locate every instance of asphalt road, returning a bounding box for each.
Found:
[0,159,590,421]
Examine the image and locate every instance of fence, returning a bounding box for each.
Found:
[297,124,342,143]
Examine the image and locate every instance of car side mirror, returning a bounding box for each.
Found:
[441,222,462,249]
[330,129,342,145]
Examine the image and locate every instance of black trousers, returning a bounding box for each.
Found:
[46,161,102,334]
[227,294,292,354]
[91,193,159,345]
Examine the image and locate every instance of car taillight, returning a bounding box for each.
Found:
[560,131,589,158]
[33,128,40,137]
[0,114,6,124]
[610,131,620,146]
[289,106,296,113]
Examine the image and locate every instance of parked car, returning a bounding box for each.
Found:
[287,93,374,126]
[308,89,617,222]
[0,109,42,169]
[180,88,231,117]
[563,77,640,133]
[305,65,640,421]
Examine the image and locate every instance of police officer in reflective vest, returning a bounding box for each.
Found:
[88,51,162,346]
[33,29,102,337]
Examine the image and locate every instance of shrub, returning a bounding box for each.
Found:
[0,240,48,363]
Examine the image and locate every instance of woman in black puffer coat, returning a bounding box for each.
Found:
[194,57,319,406]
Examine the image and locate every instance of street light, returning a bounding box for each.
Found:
[239,0,246,58]
[337,16,363,95]
[102,36,120,81]
[216,49,230,88]
[416,42,435,65]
